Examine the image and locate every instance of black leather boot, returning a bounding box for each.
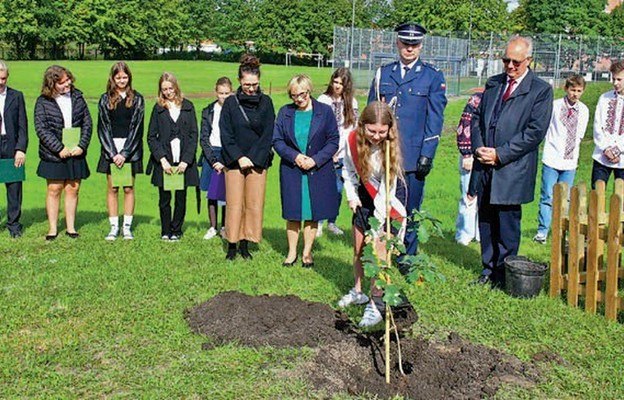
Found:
[239,239,252,259]
[226,242,238,260]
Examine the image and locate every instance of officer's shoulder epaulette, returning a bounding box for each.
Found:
[379,60,399,70]
[422,61,441,72]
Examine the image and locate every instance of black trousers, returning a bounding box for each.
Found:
[158,187,187,236]
[1,136,22,234]
[478,178,522,276]
[3,181,22,233]
[591,160,624,189]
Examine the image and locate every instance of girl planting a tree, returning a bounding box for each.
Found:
[339,101,407,327]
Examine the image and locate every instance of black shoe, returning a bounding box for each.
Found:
[282,256,298,267]
[9,230,22,238]
[239,240,252,259]
[66,231,79,239]
[226,243,238,260]
[398,262,411,276]
[302,256,314,268]
[45,233,58,241]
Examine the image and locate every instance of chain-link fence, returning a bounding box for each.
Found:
[333,27,624,96]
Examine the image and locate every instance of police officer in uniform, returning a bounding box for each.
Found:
[368,22,447,260]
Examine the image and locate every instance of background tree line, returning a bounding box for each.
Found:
[0,0,622,60]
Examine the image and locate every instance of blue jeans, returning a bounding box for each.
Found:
[537,164,575,236]
[455,156,479,243]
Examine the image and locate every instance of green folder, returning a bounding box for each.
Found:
[163,167,184,191]
[0,159,25,183]
[62,127,81,149]
[110,163,132,187]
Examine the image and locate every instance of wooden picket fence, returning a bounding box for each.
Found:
[550,179,624,321]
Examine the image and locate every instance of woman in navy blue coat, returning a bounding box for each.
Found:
[273,75,339,267]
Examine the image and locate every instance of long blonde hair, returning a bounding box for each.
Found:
[356,101,402,184]
[157,72,183,108]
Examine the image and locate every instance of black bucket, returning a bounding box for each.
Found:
[504,256,548,298]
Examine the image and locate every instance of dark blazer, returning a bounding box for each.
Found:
[220,89,275,169]
[468,69,553,205]
[97,92,145,163]
[146,98,199,187]
[0,87,27,157]
[34,89,92,162]
[273,98,340,221]
[199,101,222,166]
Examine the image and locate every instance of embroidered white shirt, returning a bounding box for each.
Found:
[592,90,624,168]
[317,94,359,159]
[542,97,589,170]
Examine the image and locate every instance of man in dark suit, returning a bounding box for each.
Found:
[468,36,553,286]
[0,61,28,238]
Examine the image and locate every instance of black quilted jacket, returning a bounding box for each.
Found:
[34,88,93,162]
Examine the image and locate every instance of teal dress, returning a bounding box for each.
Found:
[294,110,313,220]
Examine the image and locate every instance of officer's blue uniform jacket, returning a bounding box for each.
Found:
[367,59,447,172]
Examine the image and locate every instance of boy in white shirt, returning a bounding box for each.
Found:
[534,75,588,244]
[591,60,624,189]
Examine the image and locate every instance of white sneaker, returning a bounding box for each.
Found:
[359,302,383,328]
[122,225,134,240]
[203,227,218,240]
[327,223,344,235]
[170,235,180,241]
[338,288,369,308]
[161,235,170,241]
[456,237,472,246]
[105,227,118,241]
[220,226,226,239]
[533,233,547,244]
[316,223,323,237]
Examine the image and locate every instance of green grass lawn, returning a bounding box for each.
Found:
[1,60,623,398]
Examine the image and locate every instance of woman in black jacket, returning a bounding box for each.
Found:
[147,72,199,241]
[34,65,92,240]
[220,54,275,260]
[97,62,145,241]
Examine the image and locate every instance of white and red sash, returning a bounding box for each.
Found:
[347,131,407,236]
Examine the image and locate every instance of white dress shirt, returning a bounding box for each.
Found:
[55,93,73,128]
[0,89,6,135]
[210,102,222,148]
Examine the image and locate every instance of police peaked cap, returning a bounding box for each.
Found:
[395,22,426,44]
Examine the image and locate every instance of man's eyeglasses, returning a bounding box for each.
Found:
[289,91,309,101]
[501,57,529,67]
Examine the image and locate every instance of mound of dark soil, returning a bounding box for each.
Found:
[187,291,349,348]
[187,291,542,399]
